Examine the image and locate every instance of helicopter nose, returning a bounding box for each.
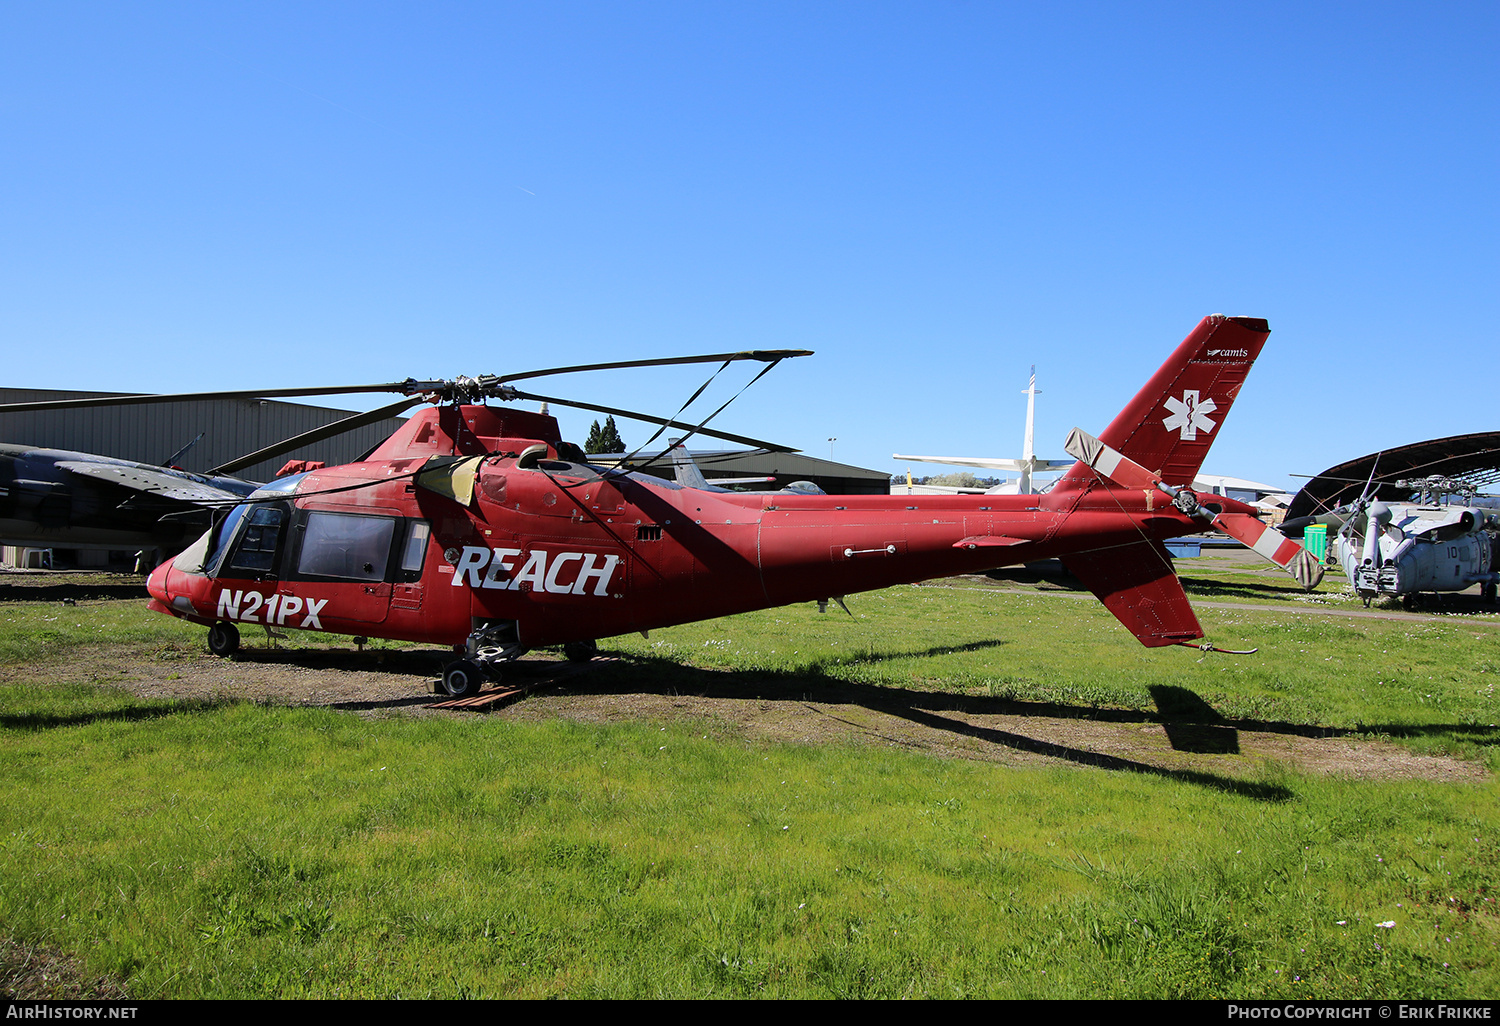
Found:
[146,561,172,605]
[145,561,201,618]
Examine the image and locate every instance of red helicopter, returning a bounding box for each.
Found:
[12,315,1320,696]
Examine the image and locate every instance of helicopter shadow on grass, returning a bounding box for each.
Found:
[0,697,230,732]
[577,653,1311,801]
[1175,575,1322,602]
[820,638,1013,663]
[981,564,1088,591]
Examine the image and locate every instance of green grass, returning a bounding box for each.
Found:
[0,587,1497,998]
[610,583,1500,765]
[0,597,409,665]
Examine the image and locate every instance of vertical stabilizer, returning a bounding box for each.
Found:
[669,444,710,491]
[1020,366,1039,494]
[1055,315,1270,491]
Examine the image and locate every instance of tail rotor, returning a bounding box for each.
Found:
[1065,427,1324,590]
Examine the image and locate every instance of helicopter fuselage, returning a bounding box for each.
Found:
[147,423,1249,649]
[144,314,1283,676]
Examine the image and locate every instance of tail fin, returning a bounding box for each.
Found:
[1058,315,1270,490]
[669,444,711,490]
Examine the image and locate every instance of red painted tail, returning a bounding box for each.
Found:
[1056,315,1270,491]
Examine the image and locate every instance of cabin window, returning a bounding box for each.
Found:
[226,506,286,576]
[297,512,396,582]
[400,521,431,573]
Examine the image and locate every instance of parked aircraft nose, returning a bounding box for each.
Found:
[146,561,172,605]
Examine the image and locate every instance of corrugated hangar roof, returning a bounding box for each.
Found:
[1286,431,1500,521]
[0,388,410,484]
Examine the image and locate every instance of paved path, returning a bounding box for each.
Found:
[965,578,1500,626]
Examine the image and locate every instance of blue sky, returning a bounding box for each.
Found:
[2,2,1495,489]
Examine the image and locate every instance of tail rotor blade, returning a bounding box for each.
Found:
[1210,512,1325,590]
[1066,427,1323,590]
[1064,427,1175,495]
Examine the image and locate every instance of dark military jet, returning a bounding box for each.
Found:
[0,443,259,562]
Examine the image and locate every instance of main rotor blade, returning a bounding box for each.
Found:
[0,382,417,414]
[0,352,816,413]
[510,389,799,453]
[489,350,813,386]
[208,396,425,476]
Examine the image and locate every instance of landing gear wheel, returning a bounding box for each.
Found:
[1402,593,1419,611]
[207,622,240,658]
[440,660,486,698]
[564,640,598,663]
[1484,583,1497,604]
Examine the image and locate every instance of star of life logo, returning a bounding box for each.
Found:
[1162,390,1218,441]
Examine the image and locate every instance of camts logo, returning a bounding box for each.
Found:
[1204,348,1249,358]
[451,546,622,595]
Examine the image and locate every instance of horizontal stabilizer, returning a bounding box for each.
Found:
[893,454,1073,472]
[1062,541,1203,647]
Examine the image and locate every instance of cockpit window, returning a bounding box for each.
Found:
[203,504,250,577]
[297,512,396,582]
[226,506,287,576]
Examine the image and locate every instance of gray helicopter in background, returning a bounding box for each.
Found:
[1285,433,1500,609]
[1319,475,1500,608]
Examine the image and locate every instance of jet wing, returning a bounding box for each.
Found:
[54,461,247,505]
[892,454,1075,471]
[1061,540,1203,647]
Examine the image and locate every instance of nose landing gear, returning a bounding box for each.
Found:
[207,622,241,658]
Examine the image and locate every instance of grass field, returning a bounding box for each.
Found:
[0,564,1496,998]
